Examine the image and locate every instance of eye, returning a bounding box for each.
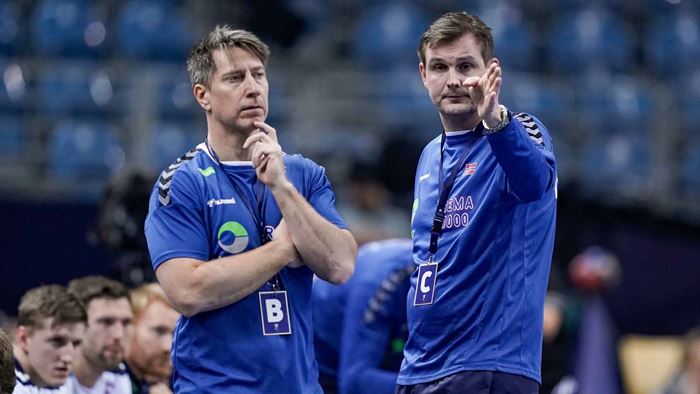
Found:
[153,326,170,337]
[49,338,67,348]
[459,63,473,71]
[433,64,447,72]
[254,71,265,79]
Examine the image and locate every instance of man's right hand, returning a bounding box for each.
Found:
[272,219,304,268]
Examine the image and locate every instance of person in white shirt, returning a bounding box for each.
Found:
[12,285,86,394]
[65,276,133,394]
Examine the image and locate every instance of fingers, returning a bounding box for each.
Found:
[253,121,278,143]
[250,141,280,168]
[242,131,271,149]
[462,76,480,88]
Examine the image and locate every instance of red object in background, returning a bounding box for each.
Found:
[569,246,622,293]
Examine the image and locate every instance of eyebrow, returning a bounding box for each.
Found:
[428,55,478,65]
[221,66,265,78]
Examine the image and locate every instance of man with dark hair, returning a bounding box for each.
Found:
[144,25,356,393]
[66,276,133,393]
[13,285,87,393]
[399,11,557,393]
[0,329,14,394]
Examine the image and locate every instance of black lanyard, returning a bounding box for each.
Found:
[205,139,283,291]
[428,131,479,258]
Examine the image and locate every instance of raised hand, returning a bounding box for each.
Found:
[462,59,503,128]
[242,121,288,189]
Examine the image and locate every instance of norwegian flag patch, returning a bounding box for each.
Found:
[464,161,478,176]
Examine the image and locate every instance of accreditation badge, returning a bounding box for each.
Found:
[413,261,438,306]
[259,290,292,336]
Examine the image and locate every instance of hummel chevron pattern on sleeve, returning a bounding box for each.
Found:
[158,148,201,206]
[513,112,544,146]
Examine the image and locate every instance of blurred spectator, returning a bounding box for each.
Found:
[0,329,14,394]
[93,169,157,287]
[542,292,580,394]
[337,160,410,245]
[13,285,87,393]
[657,327,700,394]
[66,276,133,393]
[124,284,178,394]
[313,239,413,394]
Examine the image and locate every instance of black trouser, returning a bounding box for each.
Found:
[318,371,338,394]
[396,370,539,394]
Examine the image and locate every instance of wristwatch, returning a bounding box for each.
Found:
[482,105,510,134]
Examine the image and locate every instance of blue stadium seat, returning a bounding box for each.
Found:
[151,121,202,171]
[0,60,29,111]
[116,0,192,61]
[155,67,199,118]
[0,115,24,158]
[38,62,117,116]
[501,73,574,140]
[577,73,653,136]
[30,0,108,57]
[478,2,535,71]
[677,70,700,137]
[354,2,429,69]
[681,140,700,197]
[579,132,651,198]
[0,2,24,55]
[548,6,634,74]
[49,120,124,179]
[374,65,439,134]
[647,11,700,76]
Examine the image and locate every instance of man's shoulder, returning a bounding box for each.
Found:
[283,152,321,171]
[12,370,69,393]
[153,144,207,206]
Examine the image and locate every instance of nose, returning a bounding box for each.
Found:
[446,68,461,89]
[111,322,127,342]
[243,72,262,97]
[161,333,173,353]
[59,345,76,363]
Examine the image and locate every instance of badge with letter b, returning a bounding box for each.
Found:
[414,262,438,306]
[259,291,292,335]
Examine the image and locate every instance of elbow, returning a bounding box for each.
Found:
[328,258,355,285]
[168,293,199,318]
[325,236,357,284]
[166,284,204,318]
[515,174,553,203]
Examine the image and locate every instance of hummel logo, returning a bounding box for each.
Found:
[207,198,236,207]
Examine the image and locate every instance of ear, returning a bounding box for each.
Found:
[193,84,210,111]
[419,62,428,89]
[490,57,500,68]
[15,325,30,353]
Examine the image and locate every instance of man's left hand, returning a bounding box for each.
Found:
[463,59,503,128]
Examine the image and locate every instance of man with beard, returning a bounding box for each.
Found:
[13,285,87,393]
[1,329,15,394]
[66,276,133,393]
[124,284,178,394]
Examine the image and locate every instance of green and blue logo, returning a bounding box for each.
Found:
[217,221,249,254]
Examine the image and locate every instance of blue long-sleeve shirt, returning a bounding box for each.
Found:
[399,112,557,385]
[313,239,414,394]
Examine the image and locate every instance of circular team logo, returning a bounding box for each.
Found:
[217,221,249,254]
